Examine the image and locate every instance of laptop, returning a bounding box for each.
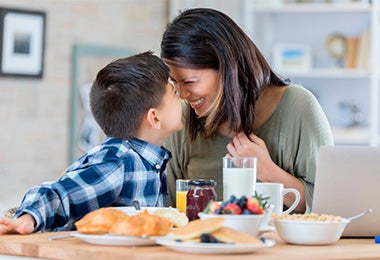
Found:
[312,145,380,237]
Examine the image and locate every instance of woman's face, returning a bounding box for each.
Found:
[168,65,220,117]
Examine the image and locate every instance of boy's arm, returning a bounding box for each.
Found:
[15,159,125,232]
[0,214,35,234]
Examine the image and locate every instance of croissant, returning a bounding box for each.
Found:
[109,210,172,236]
[75,207,129,234]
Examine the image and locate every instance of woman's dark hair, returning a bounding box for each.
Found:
[161,8,288,141]
[90,51,169,139]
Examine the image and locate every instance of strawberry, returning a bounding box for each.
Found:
[246,197,263,214]
[222,203,242,215]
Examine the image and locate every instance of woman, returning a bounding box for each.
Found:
[161,8,333,213]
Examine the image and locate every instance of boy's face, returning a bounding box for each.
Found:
[157,81,183,136]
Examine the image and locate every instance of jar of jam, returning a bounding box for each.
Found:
[186,179,217,221]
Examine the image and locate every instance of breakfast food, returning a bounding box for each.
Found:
[203,193,269,215]
[212,227,262,244]
[109,210,172,236]
[169,217,224,240]
[272,213,343,222]
[169,218,262,244]
[75,207,129,234]
[153,207,189,227]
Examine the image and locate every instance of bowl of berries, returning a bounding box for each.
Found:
[198,194,270,236]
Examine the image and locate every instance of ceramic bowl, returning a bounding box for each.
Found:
[198,212,264,236]
[273,218,350,245]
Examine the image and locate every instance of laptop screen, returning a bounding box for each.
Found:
[312,145,380,237]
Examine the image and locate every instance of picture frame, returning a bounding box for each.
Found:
[273,44,312,73]
[0,8,46,78]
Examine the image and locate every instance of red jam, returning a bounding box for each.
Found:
[186,179,217,221]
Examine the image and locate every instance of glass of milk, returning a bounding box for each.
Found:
[222,157,257,200]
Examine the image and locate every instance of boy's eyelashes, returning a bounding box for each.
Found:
[172,84,179,96]
[168,77,175,86]
[168,79,179,96]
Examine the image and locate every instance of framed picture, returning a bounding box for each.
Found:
[273,44,312,73]
[0,8,46,78]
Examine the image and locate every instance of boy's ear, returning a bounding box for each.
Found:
[146,108,161,129]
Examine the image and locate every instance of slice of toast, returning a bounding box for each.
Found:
[211,227,262,244]
[169,217,224,240]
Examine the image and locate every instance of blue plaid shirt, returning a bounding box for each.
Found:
[14,138,171,232]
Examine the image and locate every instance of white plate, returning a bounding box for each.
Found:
[115,207,179,216]
[155,239,275,254]
[70,232,163,246]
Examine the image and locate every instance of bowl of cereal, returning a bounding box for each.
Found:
[272,213,349,245]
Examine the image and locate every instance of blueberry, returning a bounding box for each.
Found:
[242,209,252,215]
[221,201,228,208]
[214,208,221,214]
[200,233,219,243]
[200,233,211,243]
[209,236,218,243]
[228,195,236,203]
[237,198,246,209]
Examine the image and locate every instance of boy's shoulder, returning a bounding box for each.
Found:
[86,137,127,155]
[68,138,131,170]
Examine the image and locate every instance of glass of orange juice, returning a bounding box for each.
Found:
[176,179,190,213]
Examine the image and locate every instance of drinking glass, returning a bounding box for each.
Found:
[176,179,190,213]
[223,157,257,200]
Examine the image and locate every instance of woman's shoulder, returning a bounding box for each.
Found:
[282,84,319,106]
[285,84,315,97]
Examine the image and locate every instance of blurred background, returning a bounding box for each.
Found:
[0,0,378,214]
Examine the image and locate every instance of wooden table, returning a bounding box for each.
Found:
[0,231,379,260]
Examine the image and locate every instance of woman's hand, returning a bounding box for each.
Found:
[226,132,276,181]
[0,214,35,234]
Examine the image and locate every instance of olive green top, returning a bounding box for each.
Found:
[164,85,334,212]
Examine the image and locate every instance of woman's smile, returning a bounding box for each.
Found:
[189,97,205,110]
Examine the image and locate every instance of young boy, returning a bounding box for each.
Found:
[0,51,182,234]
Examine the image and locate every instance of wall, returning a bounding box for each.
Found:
[0,0,169,214]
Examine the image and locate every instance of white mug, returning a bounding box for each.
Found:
[223,157,257,200]
[256,182,300,215]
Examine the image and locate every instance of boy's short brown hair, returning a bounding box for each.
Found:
[90,51,169,139]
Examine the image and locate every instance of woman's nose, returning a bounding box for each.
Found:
[177,85,190,99]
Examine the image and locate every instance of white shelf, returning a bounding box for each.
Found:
[277,68,371,79]
[245,0,380,145]
[332,127,370,145]
[253,2,371,13]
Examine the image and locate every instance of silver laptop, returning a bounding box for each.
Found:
[312,145,380,237]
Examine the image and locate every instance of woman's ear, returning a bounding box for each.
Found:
[146,108,161,129]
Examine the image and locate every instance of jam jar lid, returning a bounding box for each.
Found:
[189,179,216,187]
